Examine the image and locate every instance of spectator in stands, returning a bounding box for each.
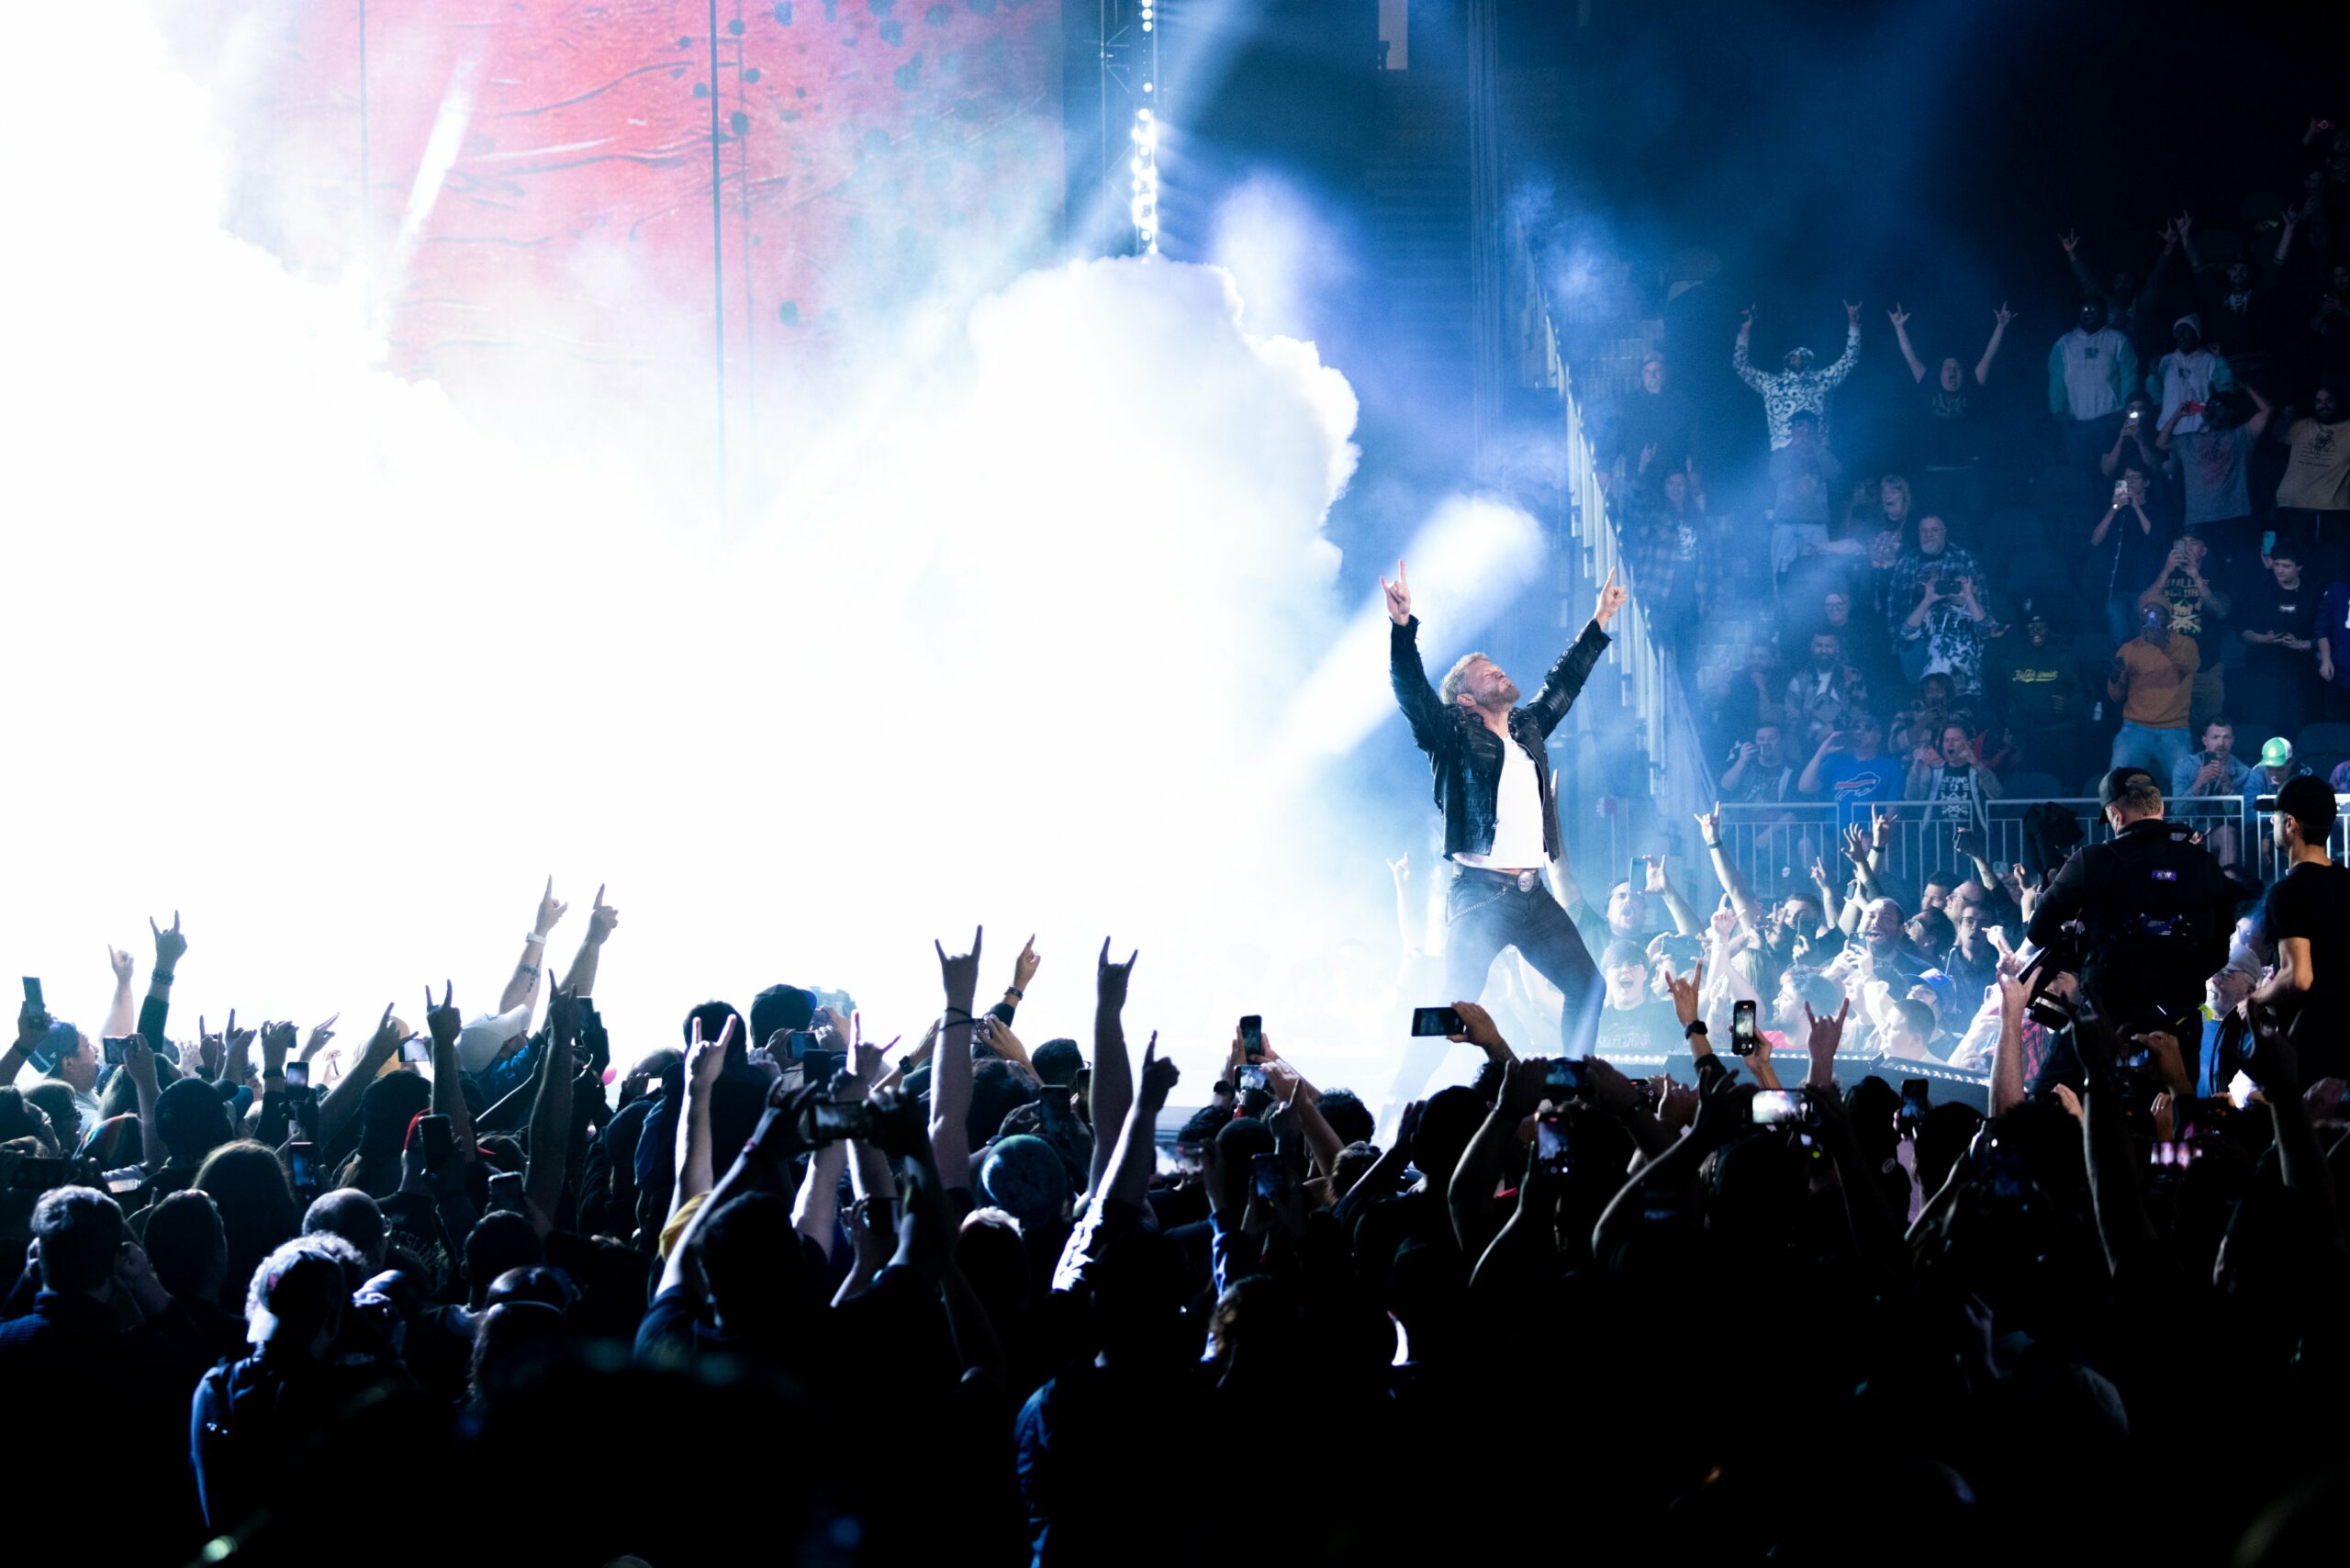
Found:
[1780,632,1871,750]
[2108,600,2201,775]
[1797,711,1900,825]
[1766,409,1841,577]
[2184,211,2294,371]
[1889,512,1983,615]
[1716,639,1786,743]
[2049,297,2139,491]
[2173,716,2253,801]
[2273,379,2349,544]
[1895,544,1992,700]
[2061,229,2162,346]
[2138,532,2231,728]
[1734,299,1862,449]
[1720,721,1799,804]
[2309,263,2350,381]
[2159,384,2272,569]
[2099,392,2166,482]
[1624,462,1710,644]
[2321,568,2350,718]
[2089,465,2177,643]
[2151,313,2232,438]
[1605,353,1695,483]
[1889,301,2013,520]
[2239,540,2320,743]
[1991,605,2089,783]
[2254,774,2349,1079]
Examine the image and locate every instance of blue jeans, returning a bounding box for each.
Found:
[1441,866,1603,1058]
[2110,721,2191,778]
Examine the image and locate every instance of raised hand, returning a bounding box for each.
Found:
[1841,822,1871,867]
[1871,806,1896,851]
[1136,1034,1180,1108]
[975,1014,1024,1062]
[150,910,186,969]
[1096,936,1140,1012]
[586,884,620,945]
[2175,210,2192,238]
[122,1034,159,1096]
[302,1014,339,1061]
[1695,802,1723,848]
[1012,934,1043,995]
[108,946,135,986]
[1740,304,1756,330]
[425,982,462,1049]
[1642,855,1668,894]
[1381,560,1412,626]
[688,1014,732,1088]
[1801,995,1850,1087]
[935,926,984,1006]
[534,877,568,939]
[1844,299,1863,323]
[1664,961,1705,1027]
[1993,301,2016,329]
[2058,230,2079,256]
[260,1020,297,1077]
[1445,1000,1509,1055]
[1886,303,1909,330]
[1595,566,1628,629]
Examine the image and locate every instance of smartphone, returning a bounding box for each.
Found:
[1410,1005,1464,1037]
[286,1141,319,1194]
[21,978,43,1013]
[400,1037,432,1064]
[2112,479,2131,502]
[102,1036,133,1066]
[1249,1152,1288,1202]
[106,1172,149,1197]
[487,1170,525,1214]
[2126,408,2142,424]
[1751,1090,1810,1126]
[418,1114,454,1173]
[784,1029,822,1060]
[1628,857,1644,887]
[1544,1058,1591,1098]
[1730,1000,1760,1057]
[809,1100,878,1142]
[1897,1079,1930,1137]
[1536,1113,1571,1170]
[2151,1141,2200,1169]
[1237,1065,1269,1093]
[1239,1015,1264,1059]
[284,1060,308,1090]
[800,1048,841,1083]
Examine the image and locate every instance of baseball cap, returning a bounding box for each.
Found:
[2260,736,2294,769]
[457,1004,532,1074]
[2276,775,2338,836]
[2098,766,2157,809]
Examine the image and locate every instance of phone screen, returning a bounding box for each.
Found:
[1730,1000,1760,1056]
[21,978,42,1011]
[1409,1005,1463,1037]
[1536,1114,1570,1168]
[1239,1015,1263,1058]
[400,1038,432,1063]
[1250,1153,1286,1201]
[102,1036,132,1066]
[1751,1090,1807,1125]
[419,1114,454,1172]
[287,1142,318,1192]
[284,1061,308,1090]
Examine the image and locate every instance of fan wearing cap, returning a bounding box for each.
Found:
[1993,602,2088,782]
[2025,767,2235,1093]
[2255,777,2350,1079]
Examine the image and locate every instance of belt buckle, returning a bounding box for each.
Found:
[1516,870,1538,893]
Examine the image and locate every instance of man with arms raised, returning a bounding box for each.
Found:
[1386,561,1630,1056]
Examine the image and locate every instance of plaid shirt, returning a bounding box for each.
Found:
[1624,502,1711,610]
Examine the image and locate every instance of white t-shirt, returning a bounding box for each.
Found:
[1455,732,1550,870]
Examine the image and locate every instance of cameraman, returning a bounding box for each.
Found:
[2025,767,2234,1092]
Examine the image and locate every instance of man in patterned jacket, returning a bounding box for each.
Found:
[1735,298,1863,449]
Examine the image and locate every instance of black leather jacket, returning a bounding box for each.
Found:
[1390,616,1613,863]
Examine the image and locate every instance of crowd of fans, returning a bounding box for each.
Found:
[1603,117,2350,822]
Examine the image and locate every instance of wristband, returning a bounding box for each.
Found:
[152,969,175,985]
[1684,1020,1708,1039]
[1004,986,1024,1001]
[523,933,547,946]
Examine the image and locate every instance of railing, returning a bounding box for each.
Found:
[1711,794,2339,902]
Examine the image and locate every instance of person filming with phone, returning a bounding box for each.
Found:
[1384,559,1630,1057]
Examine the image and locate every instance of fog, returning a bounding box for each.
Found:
[1,4,1538,1097]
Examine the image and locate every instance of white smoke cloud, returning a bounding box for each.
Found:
[3,3,1527,1094]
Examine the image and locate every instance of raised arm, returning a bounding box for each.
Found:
[1733,306,1766,389]
[1819,303,1863,386]
[1694,805,1764,931]
[424,983,478,1160]
[522,989,577,1235]
[499,877,567,1016]
[1976,302,2014,385]
[1449,1058,1545,1254]
[1087,939,1139,1198]
[671,1017,730,1215]
[102,946,137,1040]
[1525,570,1627,738]
[929,928,984,1195]
[1102,1037,1179,1213]
[559,885,620,997]
[1383,563,1454,756]
[135,911,185,1060]
[1646,854,1701,935]
[2060,230,2099,297]
[2242,381,2274,442]
[317,1006,409,1149]
[1887,304,1927,382]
